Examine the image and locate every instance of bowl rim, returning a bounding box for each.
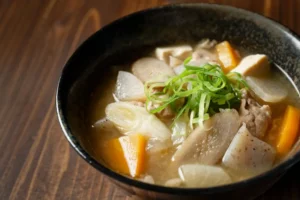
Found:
[56,2,300,195]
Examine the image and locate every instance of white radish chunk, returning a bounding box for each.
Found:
[105,102,171,142]
[222,124,276,175]
[115,71,146,101]
[178,164,232,187]
[172,109,240,165]
[246,76,287,103]
[231,54,270,76]
[155,45,192,64]
[132,57,175,82]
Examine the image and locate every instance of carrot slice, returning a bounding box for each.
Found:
[216,41,240,73]
[97,137,129,174]
[119,134,147,177]
[97,134,147,177]
[276,105,300,155]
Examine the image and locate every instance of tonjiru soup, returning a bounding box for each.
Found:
[85,39,300,188]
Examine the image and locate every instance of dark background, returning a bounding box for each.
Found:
[0,0,299,199]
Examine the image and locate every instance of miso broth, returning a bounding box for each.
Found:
[84,40,300,188]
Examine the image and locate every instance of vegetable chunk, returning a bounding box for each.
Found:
[145,61,248,128]
[276,105,300,155]
[232,54,270,76]
[222,124,276,175]
[216,41,240,73]
[172,109,240,165]
[97,134,147,177]
[105,102,171,143]
[155,45,192,64]
[246,75,287,103]
[115,71,146,101]
[132,57,175,82]
[178,164,231,187]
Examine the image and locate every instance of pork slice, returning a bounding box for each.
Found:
[172,109,240,165]
[194,39,217,50]
[239,97,272,138]
[189,50,219,66]
[173,49,219,75]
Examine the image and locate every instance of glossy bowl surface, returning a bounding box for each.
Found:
[56,3,300,200]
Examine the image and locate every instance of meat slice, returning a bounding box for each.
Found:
[222,124,276,175]
[239,96,272,138]
[194,39,217,50]
[173,49,219,75]
[172,109,240,165]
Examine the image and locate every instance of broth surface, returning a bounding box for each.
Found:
[84,44,300,187]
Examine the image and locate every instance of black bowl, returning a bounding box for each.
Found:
[56,3,300,200]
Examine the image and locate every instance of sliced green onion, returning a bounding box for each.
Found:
[144,56,248,127]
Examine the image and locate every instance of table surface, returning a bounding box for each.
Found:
[1,0,300,199]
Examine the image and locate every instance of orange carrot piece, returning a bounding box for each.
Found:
[97,137,130,175]
[276,105,300,155]
[216,41,240,73]
[97,134,147,177]
[119,134,147,177]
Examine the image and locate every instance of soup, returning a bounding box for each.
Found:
[86,39,300,188]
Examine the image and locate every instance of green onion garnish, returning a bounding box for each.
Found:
[145,57,248,127]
